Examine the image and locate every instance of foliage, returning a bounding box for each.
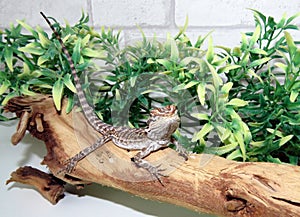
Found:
[0,11,299,165]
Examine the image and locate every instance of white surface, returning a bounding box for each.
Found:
[0,121,214,217]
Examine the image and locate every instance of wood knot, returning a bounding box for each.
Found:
[224,188,247,212]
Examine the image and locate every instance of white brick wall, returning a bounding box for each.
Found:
[0,0,299,47]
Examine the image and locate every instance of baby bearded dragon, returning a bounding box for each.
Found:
[40,12,188,184]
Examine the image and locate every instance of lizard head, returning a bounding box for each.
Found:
[146,105,180,140]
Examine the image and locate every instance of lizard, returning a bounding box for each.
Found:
[40,12,188,184]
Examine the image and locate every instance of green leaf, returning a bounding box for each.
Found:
[17,20,38,38]
[249,25,261,48]
[232,47,242,57]
[18,42,45,55]
[81,34,91,47]
[72,38,82,65]
[4,46,13,72]
[192,123,214,142]
[218,65,241,74]
[37,27,51,48]
[206,36,214,63]
[284,31,297,57]
[286,12,300,24]
[207,62,223,88]
[241,33,248,51]
[233,131,246,161]
[249,9,267,25]
[276,13,286,29]
[65,94,74,114]
[63,74,76,93]
[220,128,232,142]
[226,149,243,160]
[20,84,36,96]
[156,59,172,70]
[206,142,237,155]
[248,57,271,68]
[293,49,300,66]
[52,79,64,111]
[169,36,179,62]
[241,52,250,66]
[247,69,263,83]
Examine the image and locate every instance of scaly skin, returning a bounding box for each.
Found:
[41,12,188,184]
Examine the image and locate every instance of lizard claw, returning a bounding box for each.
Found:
[149,164,168,186]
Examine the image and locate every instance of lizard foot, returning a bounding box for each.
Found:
[176,146,189,161]
[57,158,77,175]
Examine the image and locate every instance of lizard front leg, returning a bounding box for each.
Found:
[59,135,111,174]
[131,143,166,185]
[171,137,189,161]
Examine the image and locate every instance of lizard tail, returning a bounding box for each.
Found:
[40,12,114,134]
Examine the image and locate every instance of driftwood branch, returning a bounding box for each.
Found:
[4,94,300,217]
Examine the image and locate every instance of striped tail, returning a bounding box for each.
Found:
[40,12,114,134]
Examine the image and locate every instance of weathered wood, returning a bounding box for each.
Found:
[4,95,300,217]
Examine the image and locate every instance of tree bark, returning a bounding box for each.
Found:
[4,94,300,217]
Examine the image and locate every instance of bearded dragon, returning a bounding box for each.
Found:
[40,12,188,184]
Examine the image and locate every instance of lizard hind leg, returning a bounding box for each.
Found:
[57,135,111,175]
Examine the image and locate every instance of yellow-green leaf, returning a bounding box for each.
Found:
[207,62,223,88]
[206,36,214,63]
[0,80,10,95]
[290,90,299,102]
[18,42,44,55]
[284,31,297,56]
[279,135,294,147]
[52,79,64,111]
[197,82,206,106]
[38,31,51,48]
[82,48,105,58]
[226,98,248,107]
[191,113,209,121]
[247,69,263,83]
[184,80,199,89]
[250,140,265,147]
[81,34,91,47]
[63,74,76,93]
[192,123,214,142]
[1,92,18,105]
[17,20,37,37]
[233,131,246,161]
[20,84,36,96]
[221,82,233,94]
[37,55,48,66]
[249,25,261,48]
[267,128,284,137]
[248,57,271,68]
